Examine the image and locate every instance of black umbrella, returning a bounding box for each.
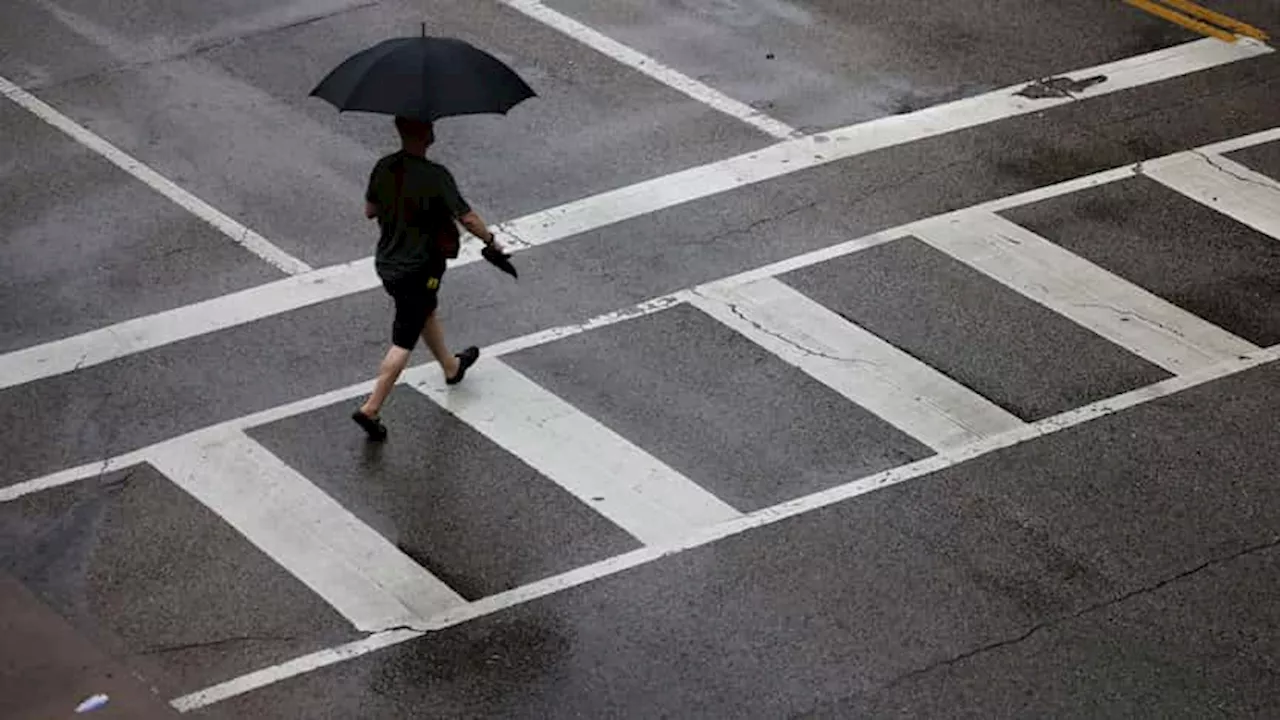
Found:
[309,28,535,122]
[482,245,518,279]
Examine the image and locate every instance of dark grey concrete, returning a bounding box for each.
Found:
[189,361,1280,719]
[545,0,1199,132]
[505,303,934,511]
[1226,138,1280,181]
[0,101,280,353]
[781,237,1170,420]
[810,547,1280,718]
[0,288,387,486]
[8,0,771,269]
[1003,176,1280,346]
[0,0,119,88]
[0,570,181,719]
[0,463,356,696]
[248,392,639,600]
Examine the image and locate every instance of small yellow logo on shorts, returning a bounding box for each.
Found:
[426,277,440,290]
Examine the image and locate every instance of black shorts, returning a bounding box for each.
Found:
[381,259,447,350]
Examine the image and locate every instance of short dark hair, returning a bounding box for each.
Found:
[394,116,434,145]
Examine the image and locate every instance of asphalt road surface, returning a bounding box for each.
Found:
[2,0,1279,717]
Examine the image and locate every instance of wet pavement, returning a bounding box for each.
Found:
[2,0,1278,717]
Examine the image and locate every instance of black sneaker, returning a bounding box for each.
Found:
[446,346,481,385]
[351,409,387,441]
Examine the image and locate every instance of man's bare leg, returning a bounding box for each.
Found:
[421,311,459,379]
[359,346,411,418]
[421,311,480,384]
[352,345,410,440]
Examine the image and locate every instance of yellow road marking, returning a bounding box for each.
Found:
[1124,0,1270,42]
[1158,0,1269,40]
[1125,0,1236,41]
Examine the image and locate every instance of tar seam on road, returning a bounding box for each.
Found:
[0,37,1272,393]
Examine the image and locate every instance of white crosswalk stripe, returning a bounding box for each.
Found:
[407,359,743,545]
[148,429,467,632]
[1144,150,1280,241]
[689,277,1027,451]
[912,210,1260,374]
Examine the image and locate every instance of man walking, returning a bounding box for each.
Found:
[351,116,502,441]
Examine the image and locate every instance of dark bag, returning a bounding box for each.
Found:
[428,198,461,259]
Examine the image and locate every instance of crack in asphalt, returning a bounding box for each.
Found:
[875,535,1280,693]
[691,289,873,366]
[686,200,820,247]
[1194,150,1279,192]
[141,633,300,655]
[683,151,975,250]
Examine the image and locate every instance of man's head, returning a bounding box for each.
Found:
[394,116,435,154]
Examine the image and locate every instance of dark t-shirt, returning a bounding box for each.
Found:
[365,151,471,281]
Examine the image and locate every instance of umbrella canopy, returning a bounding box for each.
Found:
[482,245,518,279]
[310,32,535,122]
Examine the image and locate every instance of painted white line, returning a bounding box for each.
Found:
[0,236,526,393]
[690,277,1027,450]
[0,301,691,506]
[0,75,312,276]
[1066,38,1271,99]
[148,429,466,631]
[171,341,1280,712]
[169,628,422,712]
[0,41,1270,392]
[0,451,149,503]
[1143,150,1280,241]
[977,166,1139,214]
[1197,126,1280,155]
[503,37,1271,248]
[496,0,797,139]
[406,359,742,544]
[913,211,1259,374]
[0,258,378,392]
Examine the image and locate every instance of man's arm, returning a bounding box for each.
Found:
[440,167,500,248]
[458,210,497,246]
